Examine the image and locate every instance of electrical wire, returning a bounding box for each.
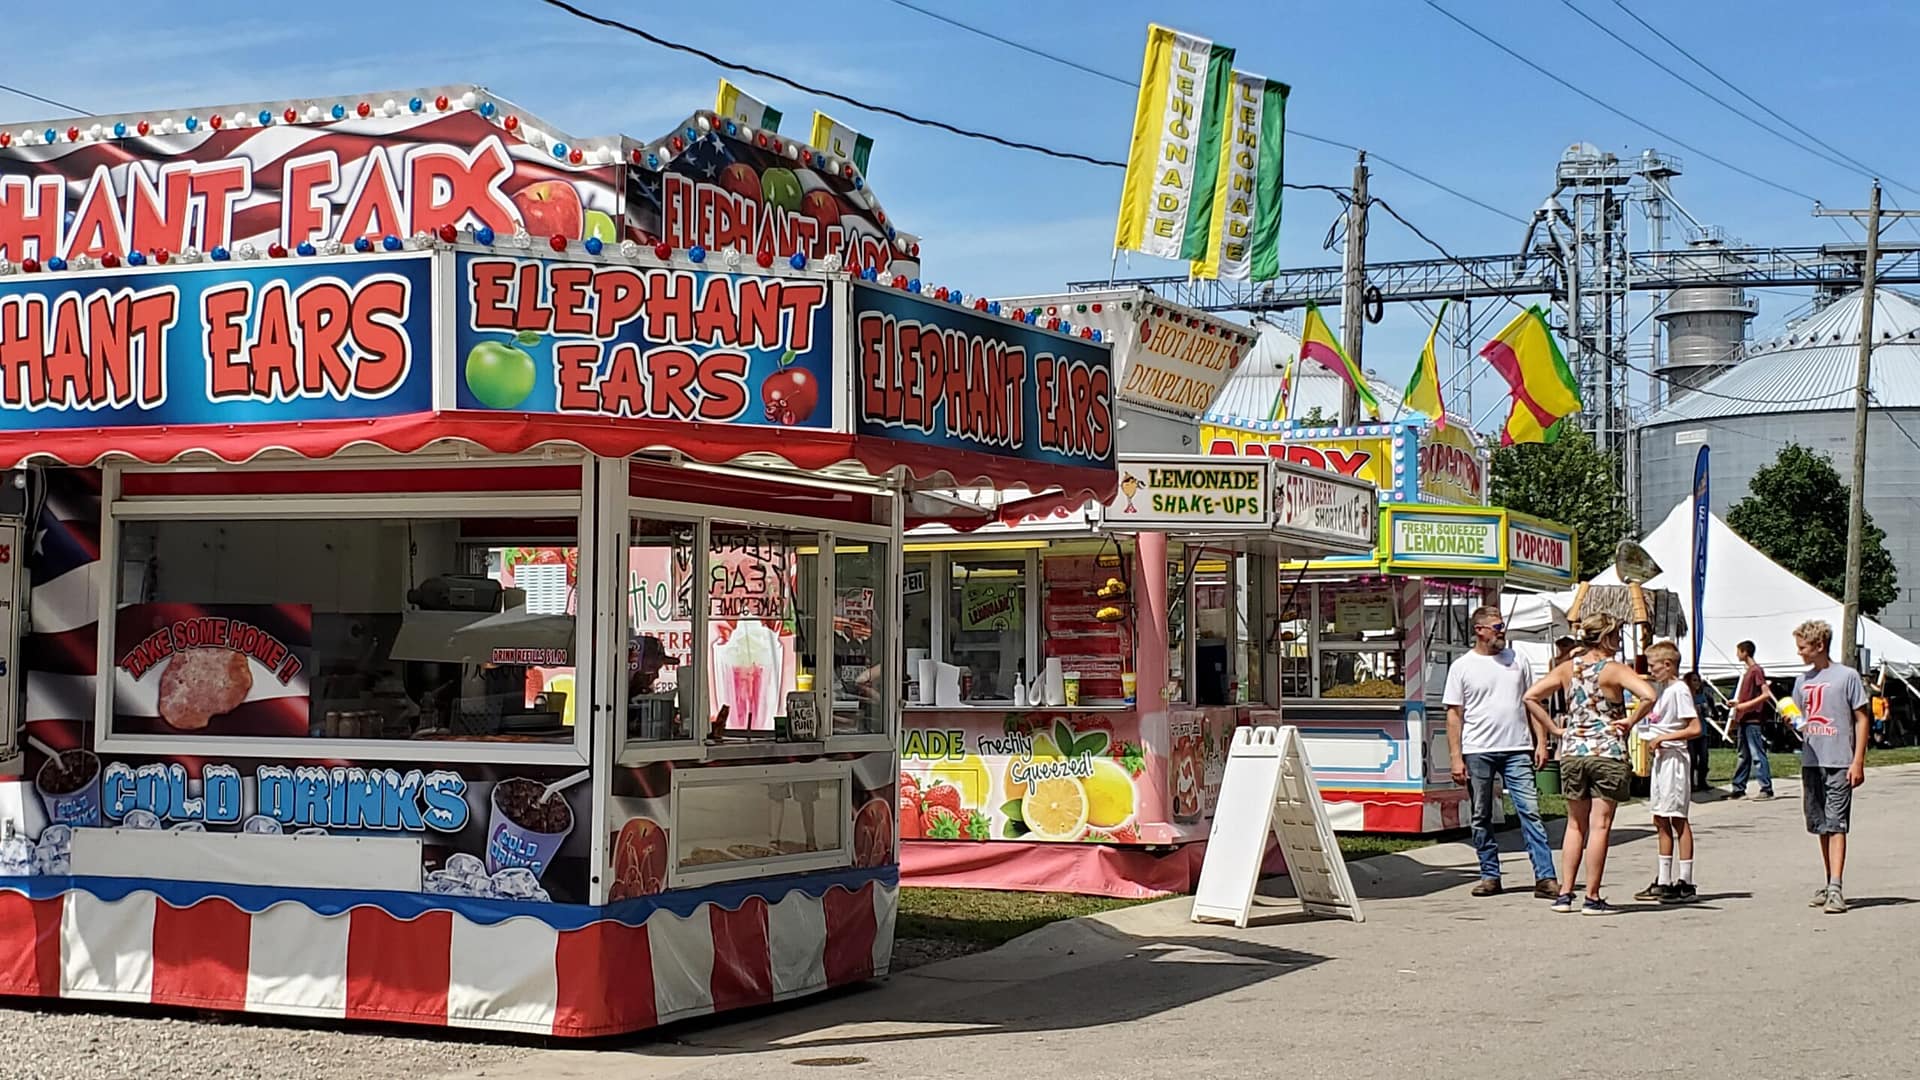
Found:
[1422,0,1822,204]
[535,0,1125,167]
[1607,0,1917,199]
[879,0,1527,226]
[1557,0,1873,183]
[0,82,85,116]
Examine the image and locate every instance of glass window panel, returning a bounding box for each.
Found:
[625,517,696,744]
[675,775,846,871]
[113,516,578,744]
[833,540,891,735]
[707,522,818,734]
[946,558,1026,702]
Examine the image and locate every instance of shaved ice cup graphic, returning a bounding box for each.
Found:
[36,749,102,828]
[485,777,574,879]
[713,620,783,731]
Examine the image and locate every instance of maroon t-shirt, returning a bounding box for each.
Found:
[1734,664,1768,722]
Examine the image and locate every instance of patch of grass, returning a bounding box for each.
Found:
[896,887,1151,948]
[1705,745,1920,786]
[1337,834,1433,860]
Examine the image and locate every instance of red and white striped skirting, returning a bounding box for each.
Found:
[0,871,896,1038]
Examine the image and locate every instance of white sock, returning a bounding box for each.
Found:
[1657,855,1673,885]
[1678,859,1693,885]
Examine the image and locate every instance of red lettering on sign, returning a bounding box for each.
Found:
[282,153,339,248]
[0,175,64,263]
[407,139,519,236]
[189,161,252,251]
[548,265,594,336]
[466,259,517,331]
[591,267,645,337]
[62,165,129,260]
[125,162,194,256]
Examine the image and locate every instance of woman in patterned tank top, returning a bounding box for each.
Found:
[1526,613,1657,915]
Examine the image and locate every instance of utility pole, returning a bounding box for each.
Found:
[1340,152,1369,427]
[1813,182,1920,665]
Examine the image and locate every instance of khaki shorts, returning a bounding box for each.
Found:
[1561,755,1632,803]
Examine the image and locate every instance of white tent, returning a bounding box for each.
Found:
[1507,500,1920,681]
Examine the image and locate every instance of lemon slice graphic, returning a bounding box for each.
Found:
[1021,777,1090,841]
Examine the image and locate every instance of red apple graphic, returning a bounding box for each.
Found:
[717,162,762,204]
[760,349,818,425]
[512,180,584,240]
[800,189,841,230]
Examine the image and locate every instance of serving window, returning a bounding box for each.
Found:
[104,496,589,760]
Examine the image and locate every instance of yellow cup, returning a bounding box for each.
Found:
[1121,672,1137,704]
[1063,672,1081,707]
[796,672,815,692]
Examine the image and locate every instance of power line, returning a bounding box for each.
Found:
[0,82,86,116]
[1422,0,1822,204]
[1556,0,1872,183]
[1607,0,1916,197]
[878,0,1527,226]
[535,0,1126,167]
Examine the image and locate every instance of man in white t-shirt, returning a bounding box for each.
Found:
[1446,605,1557,899]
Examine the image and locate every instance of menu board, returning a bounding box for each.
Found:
[1041,555,1129,701]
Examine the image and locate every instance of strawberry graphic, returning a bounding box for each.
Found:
[963,810,993,842]
[920,781,965,821]
[899,796,923,840]
[1110,740,1148,777]
[1093,824,1140,844]
[922,805,963,840]
[898,771,920,804]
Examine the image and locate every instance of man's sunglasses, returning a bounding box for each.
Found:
[1477,622,1506,632]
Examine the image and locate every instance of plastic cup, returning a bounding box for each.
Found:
[1063,672,1081,707]
[1121,672,1137,705]
[796,672,815,692]
[35,749,103,828]
[485,777,575,879]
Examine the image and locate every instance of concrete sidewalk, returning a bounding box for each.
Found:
[458,766,1920,1080]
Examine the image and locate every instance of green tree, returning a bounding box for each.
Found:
[1726,443,1898,615]
[1488,426,1633,581]
[1295,405,1338,428]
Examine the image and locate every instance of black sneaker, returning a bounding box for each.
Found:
[1633,880,1673,902]
[1726,789,1746,799]
[1671,882,1699,904]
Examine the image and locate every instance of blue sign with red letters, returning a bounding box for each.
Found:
[451,252,835,428]
[0,253,434,429]
[851,284,1115,471]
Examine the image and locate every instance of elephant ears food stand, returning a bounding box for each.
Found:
[0,85,1120,1039]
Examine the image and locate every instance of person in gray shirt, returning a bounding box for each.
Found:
[1790,620,1871,914]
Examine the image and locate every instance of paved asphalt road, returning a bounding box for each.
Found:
[454,766,1920,1080]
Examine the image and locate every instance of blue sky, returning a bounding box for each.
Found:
[3,0,1913,430]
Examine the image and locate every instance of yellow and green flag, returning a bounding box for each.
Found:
[1192,73,1288,281]
[715,79,781,132]
[810,111,873,174]
[1403,300,1450,427]
[1114,25,1236,262]
[1481,305,1582,445]
[1301,303,1381,420]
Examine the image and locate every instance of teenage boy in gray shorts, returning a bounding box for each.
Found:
[1790,620,1871,914]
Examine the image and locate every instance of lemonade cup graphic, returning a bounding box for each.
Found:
[36,749,103,828]
[485,777,575,879]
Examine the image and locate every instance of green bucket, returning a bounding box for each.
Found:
[1535,760,1562,797]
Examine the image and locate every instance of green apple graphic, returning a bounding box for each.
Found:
[465,334,538,409]
[761,167,804,213]
[584,209,618,244]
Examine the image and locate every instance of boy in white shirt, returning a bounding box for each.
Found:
[1630,640,1703,904]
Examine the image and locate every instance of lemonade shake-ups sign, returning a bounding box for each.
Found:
[1107,457,1269,526]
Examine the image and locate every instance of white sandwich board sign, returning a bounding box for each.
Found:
[1191,724,1364,927]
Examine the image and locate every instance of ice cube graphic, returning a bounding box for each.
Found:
[121,809,162,830]
[422,870,465,896]
[444,852,486,879]
[491,867,543,900]
[241,815,284,835]
[36,825,72,854]
[0,836,34,876]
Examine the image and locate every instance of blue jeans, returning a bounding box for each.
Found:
[1466,751,1557,883]
[1731,722,1773,794]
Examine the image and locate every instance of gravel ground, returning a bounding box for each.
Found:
[0,937,983,1077]
[0,1001,539,1080]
